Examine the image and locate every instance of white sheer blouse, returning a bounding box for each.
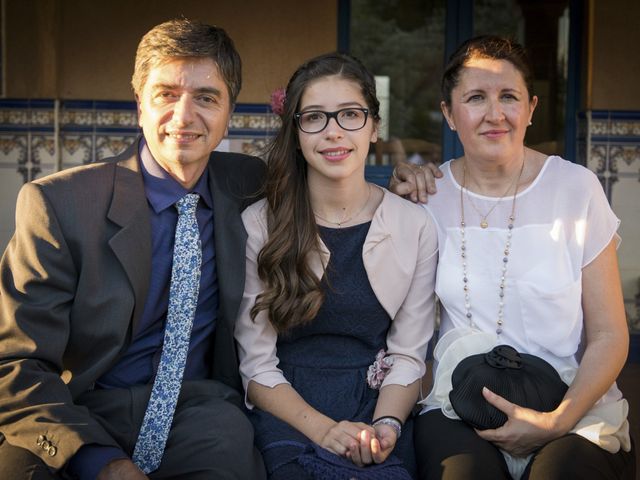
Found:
[425,156,620,372]
[421,156,629,456]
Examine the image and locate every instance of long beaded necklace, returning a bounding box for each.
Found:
[313,183,372,228]
[459,159,525,335]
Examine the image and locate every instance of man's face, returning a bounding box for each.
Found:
[137,57,232,186]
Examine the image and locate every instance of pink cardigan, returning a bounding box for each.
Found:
[234,188,439,407]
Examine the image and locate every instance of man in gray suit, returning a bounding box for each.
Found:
[0,19,266,480]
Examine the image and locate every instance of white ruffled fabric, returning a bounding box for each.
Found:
[419,328,631,479]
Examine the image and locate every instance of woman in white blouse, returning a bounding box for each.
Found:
[393,36,635,479]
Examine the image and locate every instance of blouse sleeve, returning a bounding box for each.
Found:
[234,202,290,409]
[581,169,621,268]
[381,207,439,388]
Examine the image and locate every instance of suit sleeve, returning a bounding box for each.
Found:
[0,182,121,471]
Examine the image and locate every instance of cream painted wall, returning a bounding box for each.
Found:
[590,0,640,110]
[5,0,337,103]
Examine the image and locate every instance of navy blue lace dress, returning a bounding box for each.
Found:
[248,222,417,480]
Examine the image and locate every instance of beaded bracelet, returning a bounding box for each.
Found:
[371,415,403,439]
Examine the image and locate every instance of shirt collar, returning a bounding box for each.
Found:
[139,137,213,213]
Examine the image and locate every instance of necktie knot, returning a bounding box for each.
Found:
[176,193,199,216]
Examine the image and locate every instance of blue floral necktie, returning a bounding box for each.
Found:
[132,193,201,473]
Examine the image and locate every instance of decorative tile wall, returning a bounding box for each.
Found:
[225,103,281,156]
[578,110,640,331]
[0,99,280,249]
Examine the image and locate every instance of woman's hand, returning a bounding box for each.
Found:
[318,420,398,466]
[475,387,563,456]
[370,422,399,463]
[343,423,398,466]
[389,161,442,203]
[319,420,376,461]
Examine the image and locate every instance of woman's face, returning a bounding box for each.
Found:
[297,75,377,184]
[442,57,537,161]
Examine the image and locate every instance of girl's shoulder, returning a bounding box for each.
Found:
[241,198,269,236]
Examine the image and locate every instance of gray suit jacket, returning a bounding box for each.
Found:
[0,138,265,469]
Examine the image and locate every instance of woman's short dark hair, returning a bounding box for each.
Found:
[441,35,534,106]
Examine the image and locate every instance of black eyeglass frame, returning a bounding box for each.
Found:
[294,107,370,133]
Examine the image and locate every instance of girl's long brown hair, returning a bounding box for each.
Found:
[250,52,380,334]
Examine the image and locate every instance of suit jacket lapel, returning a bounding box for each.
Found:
[107,144,152,334]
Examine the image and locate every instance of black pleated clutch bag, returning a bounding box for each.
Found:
[449,345,568,430]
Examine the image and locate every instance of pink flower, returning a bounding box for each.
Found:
[270,87,286,116]
[366,349,394,389]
